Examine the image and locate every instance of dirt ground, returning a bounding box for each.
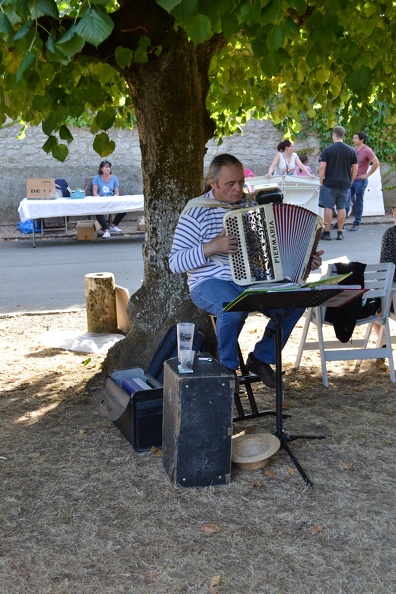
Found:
[1,309,396,594]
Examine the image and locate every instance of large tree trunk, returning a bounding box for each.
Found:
[104,23,224,372]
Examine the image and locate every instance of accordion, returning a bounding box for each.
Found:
[223,203,323,285]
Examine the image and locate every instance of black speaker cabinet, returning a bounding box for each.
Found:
[162,357,234,488]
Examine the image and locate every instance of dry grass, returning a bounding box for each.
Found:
[1,311,396,594]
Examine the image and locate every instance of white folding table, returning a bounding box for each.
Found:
[18,195,144,247]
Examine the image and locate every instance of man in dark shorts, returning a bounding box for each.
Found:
[319,126,358,241]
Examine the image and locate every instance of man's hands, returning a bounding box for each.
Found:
[311,250,324,270]
[203,229,238,258]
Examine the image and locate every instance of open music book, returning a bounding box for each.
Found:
[223,273,368,312]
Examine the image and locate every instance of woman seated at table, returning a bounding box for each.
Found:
[93,159,126,239]
[265,139,316,178]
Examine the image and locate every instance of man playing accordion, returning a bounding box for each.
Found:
[169,154,323,389]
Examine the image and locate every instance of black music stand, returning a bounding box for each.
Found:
[225,287,366,486]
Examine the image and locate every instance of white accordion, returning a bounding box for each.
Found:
[223,203,323,285]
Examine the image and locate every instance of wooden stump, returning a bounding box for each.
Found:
[84,272,118,333]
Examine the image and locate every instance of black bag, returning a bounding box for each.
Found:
[147,324,208,383]
[324,262,380,342]
[255,187,283,205]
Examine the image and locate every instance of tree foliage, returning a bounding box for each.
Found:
[0,1,395,159]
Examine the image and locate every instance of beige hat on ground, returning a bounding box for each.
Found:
[232,433,281,470]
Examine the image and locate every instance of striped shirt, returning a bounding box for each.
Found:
[169,190,234,290]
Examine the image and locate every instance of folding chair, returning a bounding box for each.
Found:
[294,262,396,386]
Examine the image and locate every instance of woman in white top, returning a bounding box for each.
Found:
[265,139,315,178]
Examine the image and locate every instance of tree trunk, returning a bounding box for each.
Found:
[104,28,223,372]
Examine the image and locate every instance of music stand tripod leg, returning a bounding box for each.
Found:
[272,308,321,487]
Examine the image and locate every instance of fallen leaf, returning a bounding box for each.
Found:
[341,461,353,470]
[202,523,220,534]
[263,469,276,478]
[150,446,162,457]
[287,467,295,475]
[249,480,264,489]
[310,524,324,535]
[82,358,91,366]
[210,575,222,587]
[27,452,40,459]
[282,402,290,410]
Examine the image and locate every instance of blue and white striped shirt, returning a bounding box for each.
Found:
[169,190,233,291]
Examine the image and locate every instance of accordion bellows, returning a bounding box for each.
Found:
[224,203,323,285]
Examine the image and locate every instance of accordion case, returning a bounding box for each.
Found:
[224,203,323,285]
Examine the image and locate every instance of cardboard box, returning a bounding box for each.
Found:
[76,220,101,241]
[27,178,56,200]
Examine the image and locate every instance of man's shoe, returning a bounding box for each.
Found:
[102,230,111,239]
[225,368,239,396]
[336,231,344,240]
[350,224,360,231]
[110,225,123,233]
[320,231,331,241]
[246,353,276,389]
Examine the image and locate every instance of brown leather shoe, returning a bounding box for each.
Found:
[246,353,276,389]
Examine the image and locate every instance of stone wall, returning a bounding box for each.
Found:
[0,118,322,225]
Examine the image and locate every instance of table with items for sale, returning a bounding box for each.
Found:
[18,194,144,247]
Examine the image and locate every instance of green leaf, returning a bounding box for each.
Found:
[93,132,116,156]
[59,125,74,143]
[82,357,92,366]
[260,0,282,27]
[133,35,151,64]
[345,66,372,92]
[0,14,13,35]
[266,26,284,54]
[115,46,133,68]
[94,107,116,131]
[56,30,86,60]
[288,0,307,14]
[171,0,198,21]
[16,53,36,83]
[74,8,114,47]
[13,20,33,42]
[42,112,58,136]
[221,14,239,38]
[42,135,58,154]
[32,94,53,112]
[182,14,211,44]
[316,69,331,85]
[52,143,68,162]
[33,0,59,19]
[261,54,278,78]
[156,0,183,11]
[239,3,261,26]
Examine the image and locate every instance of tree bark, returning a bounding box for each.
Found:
[103,9,224,371]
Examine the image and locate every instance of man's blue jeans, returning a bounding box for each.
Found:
[350,179,368,226]
[190,278,304,369]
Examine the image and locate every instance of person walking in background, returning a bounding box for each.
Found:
[319,126,358,241]
[93,159,126,239]
[295,154,312,176]
[349,132,379,232]
[265,139,316,178]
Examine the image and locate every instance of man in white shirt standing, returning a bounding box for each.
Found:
[349,131,380,231]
